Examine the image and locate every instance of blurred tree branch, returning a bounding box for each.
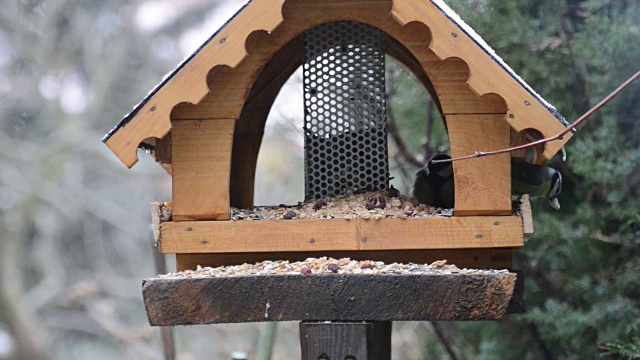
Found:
[513,252,573,306]
[0,212,50,360]
[387,112,425,169]
[423,100,435,161]
[430,322,462,360]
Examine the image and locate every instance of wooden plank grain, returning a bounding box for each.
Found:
[300,322,391,360]
[173,248,513,272]
[520,194,535,240]
[160,219,359,254]
[158,217,523,254]
[171,119,235,221]
[447,114,512,216]
[359,216,522,250]
[143,272,517,325]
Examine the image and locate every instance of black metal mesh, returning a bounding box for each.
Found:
[303,21,389,201]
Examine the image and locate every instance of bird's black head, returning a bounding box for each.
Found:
[427,153,453,178]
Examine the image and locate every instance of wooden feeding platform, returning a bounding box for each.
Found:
[144,195,528,325]
[102,0,570,356]
[143,263,517,325]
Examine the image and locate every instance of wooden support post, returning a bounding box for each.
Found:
[172,119,236,272]
[300,321,391,360]
[446,114,512,216]
[171,119,235,221]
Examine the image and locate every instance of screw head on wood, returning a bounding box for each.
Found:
[508,113,515,119]
[451,32,458,38]
[475,235,483,239]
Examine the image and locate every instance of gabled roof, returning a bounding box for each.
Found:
[102,0,257,146]
[103,0,572,168]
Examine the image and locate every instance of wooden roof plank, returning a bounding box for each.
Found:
[104,0,572,168]
[103,0,286,168]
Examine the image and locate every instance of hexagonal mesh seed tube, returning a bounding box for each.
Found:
[303,21,389,201]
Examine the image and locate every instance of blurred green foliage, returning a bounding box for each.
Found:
[388,0,640,358]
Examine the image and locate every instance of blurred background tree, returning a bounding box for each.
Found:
[428,1,640,359]
[0,0,637,359]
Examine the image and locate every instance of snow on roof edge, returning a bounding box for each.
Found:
[102,0,254,143]
[429,0,571,128]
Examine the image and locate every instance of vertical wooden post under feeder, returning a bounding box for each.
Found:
[300,322,392,360]
[103,0,573,357]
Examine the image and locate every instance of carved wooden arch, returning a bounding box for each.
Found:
[227,27,449,209]
[226,24,505,209]
[104,0,571,170]
[173,0,532,220]
[170,3,508,120]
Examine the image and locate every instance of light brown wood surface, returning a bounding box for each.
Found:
[510,129,529,161]
[159,216,523,254]
[447,114,512,216]
[358,216,519,250]
[171,119,235,221]
[153,133,172,164]
[520,194,535,240]
[105,0,570,169]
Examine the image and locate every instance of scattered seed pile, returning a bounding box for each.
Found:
[159,257,510,279]
[230,188,453,221]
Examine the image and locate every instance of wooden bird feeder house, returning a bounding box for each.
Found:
[104,0,571,354]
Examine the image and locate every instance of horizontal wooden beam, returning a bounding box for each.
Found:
[173,248,514,272]
[143,272,517,325]
[158,216,524,254]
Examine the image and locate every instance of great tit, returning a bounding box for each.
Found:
[511,161,562,210]
[412,153,455,208]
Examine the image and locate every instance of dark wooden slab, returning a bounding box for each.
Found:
[143,272,517,325]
